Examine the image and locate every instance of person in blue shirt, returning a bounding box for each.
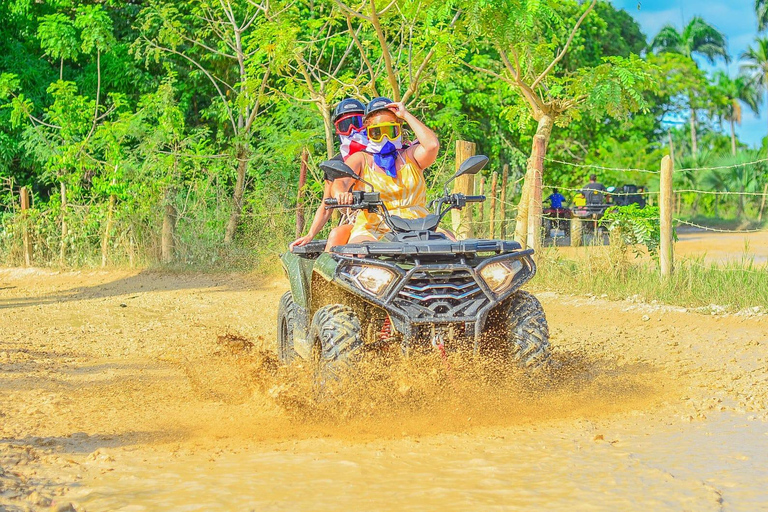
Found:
[546,188,566,209]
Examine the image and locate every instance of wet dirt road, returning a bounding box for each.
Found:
[1,268,767,511]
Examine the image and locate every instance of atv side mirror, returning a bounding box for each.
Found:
[319,159,360,181]
[457,155,489,177]
[319,158,375,191]
[443,155,489,195]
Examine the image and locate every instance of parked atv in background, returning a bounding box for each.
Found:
[569,188,612,247]
[278,156,550,380]
[543,206,571,240]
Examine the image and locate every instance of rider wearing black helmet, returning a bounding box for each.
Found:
[291,97,368,250]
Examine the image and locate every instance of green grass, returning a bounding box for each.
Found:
[532,249,768,312]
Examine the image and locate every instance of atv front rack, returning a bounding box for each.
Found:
[331,239,523,257]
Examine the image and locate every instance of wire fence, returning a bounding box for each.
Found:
[3,149,768,267]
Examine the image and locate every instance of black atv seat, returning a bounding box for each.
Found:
[388,214,440,232]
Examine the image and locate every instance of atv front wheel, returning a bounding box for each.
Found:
[277,292,298,363]
[310,304,364,379]
[486,291,550,369]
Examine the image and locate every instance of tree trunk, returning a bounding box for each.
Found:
[500,163,509,239]
[321,103,335,159]
[161,195,177,264]
[477,176,485,228]
[526,135,546,253]
[689,103,698,156]
[59,182,67,267]
[489,171,498,239]
[224,145,249,244]
[730,117,737,156]
[515,115,552,248]
[296,148,309,237]
[101,189,116,268]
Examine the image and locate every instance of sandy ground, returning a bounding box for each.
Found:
[1,265,767,511]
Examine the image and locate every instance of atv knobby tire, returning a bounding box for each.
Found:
[487,291,550,369]
[310,304,363,379]
[277,292,298,363]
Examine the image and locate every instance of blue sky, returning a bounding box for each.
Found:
[612,0,765,146]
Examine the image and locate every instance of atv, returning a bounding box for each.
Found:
[278,155,550,378]
[569,190,611,247]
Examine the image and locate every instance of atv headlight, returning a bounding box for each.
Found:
[349,265,396,296]
[479,259,523,294]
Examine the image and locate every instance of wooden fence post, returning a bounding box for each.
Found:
[477,175,486,230]
[500,163,509,239]
[758,182,768,223]
[660,155,674,278]
[526,135,546,253]
[296,148,309,237]
[451,140,476,240]
[489,171,498,238]
[20,186,32,266]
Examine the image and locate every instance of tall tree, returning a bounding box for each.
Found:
[650,16,729,156]
[741,37,768,140]
[465,0,653,247]
[134,0,286,244]
[711,71,761,155]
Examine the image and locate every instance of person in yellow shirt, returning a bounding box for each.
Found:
[331,97,439,243]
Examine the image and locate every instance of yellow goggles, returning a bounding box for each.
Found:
[366,122,401,143]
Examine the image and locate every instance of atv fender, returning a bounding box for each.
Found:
[280,251,316,309]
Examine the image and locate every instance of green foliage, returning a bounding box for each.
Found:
[0,0,764,269]
[602,204,662,256]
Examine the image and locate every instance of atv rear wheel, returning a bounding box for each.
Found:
[277,292,298,363]
[485,291,550,369]
[310,304,364,379]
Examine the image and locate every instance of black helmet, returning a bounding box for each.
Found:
[332,98,365,123]
[364,96,394,118]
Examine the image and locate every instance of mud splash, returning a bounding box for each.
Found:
[178,336,672,443]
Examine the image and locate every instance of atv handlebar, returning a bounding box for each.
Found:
[324,198,339,206]
[465,195,486,203]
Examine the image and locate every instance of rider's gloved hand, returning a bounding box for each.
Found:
[335,191,354,205]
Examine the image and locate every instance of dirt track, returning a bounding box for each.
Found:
[1,267,767,511]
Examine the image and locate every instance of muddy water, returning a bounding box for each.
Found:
[1,269,768,511]
[64,410,767,511]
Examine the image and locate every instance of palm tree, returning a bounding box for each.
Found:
[651,16,730,155]
[711,71,761,155]
[757,0,768,31]
[741,38,768,140]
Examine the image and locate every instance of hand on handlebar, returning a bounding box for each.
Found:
[334,191,354,205]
